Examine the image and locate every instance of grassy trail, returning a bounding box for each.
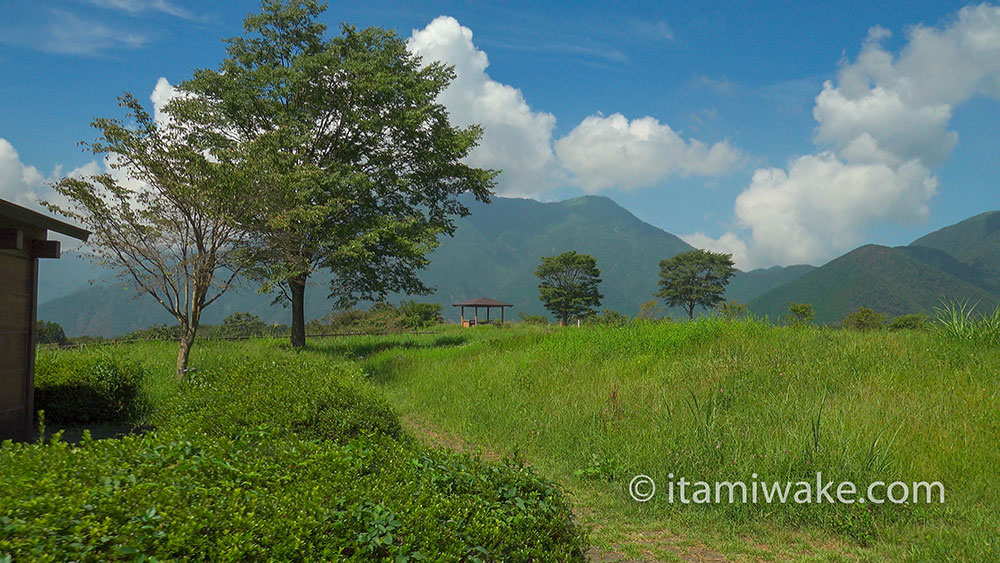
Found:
[347,322,999,561]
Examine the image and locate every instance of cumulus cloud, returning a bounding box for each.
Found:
[0,139,51,208]
[407,16,561,196]
[702,3,1000,268]
[407,16,739,196]
[555,113,743,192]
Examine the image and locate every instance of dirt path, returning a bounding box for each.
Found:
[399,415,729,562]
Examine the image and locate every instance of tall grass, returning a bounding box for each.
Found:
[933,299,1000,344]
[357,320,999,560]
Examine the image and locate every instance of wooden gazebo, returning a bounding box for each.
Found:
[1,199,90,441]
[452,297,513,327]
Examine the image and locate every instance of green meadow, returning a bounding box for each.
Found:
[4,320,999,561]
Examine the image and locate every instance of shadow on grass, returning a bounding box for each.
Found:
[311,334,468,361]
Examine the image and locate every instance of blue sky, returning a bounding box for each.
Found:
[1,1,997,268]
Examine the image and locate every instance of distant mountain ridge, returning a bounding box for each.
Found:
[748,210,1000,324]
[40,197,995,335]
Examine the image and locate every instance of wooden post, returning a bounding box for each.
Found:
[460,306,465,324]
[501,307,504,325]
[474,307,478,326]
[486,307,491,324]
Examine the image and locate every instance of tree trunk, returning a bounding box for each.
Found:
[687,303,695,320]
[290,273,307,348]
[175,327,196,380]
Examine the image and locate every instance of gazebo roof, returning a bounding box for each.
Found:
[452,297,513,307]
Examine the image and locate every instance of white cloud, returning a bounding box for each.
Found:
[710,3,1000,268]
[407,16,736,197]
[42,9,147,55]
[0,139,50,208]
[555,113,743,192]
[681,231,749,270]
[407,16,561,196]
[90,0,196,20]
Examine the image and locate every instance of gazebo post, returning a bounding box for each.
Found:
[474,307,478,326]
[486,307,491,324]
[460,306,465,324]
[501,307,504,325]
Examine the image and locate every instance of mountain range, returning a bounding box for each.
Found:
[36,196,998,336]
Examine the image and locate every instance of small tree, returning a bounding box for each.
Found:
[397,301,443,329]
[635,298,664,321]
[535,251,603,325]
[518,313,548,326]
[656,250,735,320]
[716,299,747,320]
[842,307,888,331]
[221,312,268,338]
[788,302,815,325]
[50,95,248,379]
[36,321,67,346]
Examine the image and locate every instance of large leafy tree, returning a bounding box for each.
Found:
[50,95,249,378]
[656,249,735,320]
[174,0,496,347]
[535,251,603,325]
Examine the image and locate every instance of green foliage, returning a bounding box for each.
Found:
[175,1,496,348]
[220,312,268,338]
[656,249,735,320]
[634,298,664,321]
[7,338,586,560]
[397,301,444,329]
[933,300,1000,344]
[535,251,603,325]
[589,309,630,327]
[154,358,403,443]
[34,351,150,425]
[0,430,585,561]
[788,302,816,325]
[125,323,181,341]
[35,321,67,346]
[715,299,747,320]
[887,314,928,331]
[842,307,888,331]
[518,313,549,326]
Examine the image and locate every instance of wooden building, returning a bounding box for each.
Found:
[1,199,89,441]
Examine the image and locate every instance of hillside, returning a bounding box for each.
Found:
[748,244,998,324]
[910,210,1000,293]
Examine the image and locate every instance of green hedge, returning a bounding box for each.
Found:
[6,347,587,560]
[0,431,585,561]
[34,351,150,425]
[154,357,404,442]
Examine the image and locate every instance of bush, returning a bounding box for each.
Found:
[842,307,888,331]
[397,301,443,329]
[590,309,630,327]
[787,302,815,325]
[34,351,150,425]
[155,358,404,443]
[0,430,586,561]
[220,312,268,338]
[888,314,928,331]
[518,313,548,325]
[35,321,67,346]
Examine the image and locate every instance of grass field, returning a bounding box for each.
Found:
[20,320,1000,561]
[350,321,998,561]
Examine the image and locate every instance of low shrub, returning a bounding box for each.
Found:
[887,314,928,331]
[0,430,586,561]
[34,351,150,425]
[155,358,404,443]
[842,307,888,331]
